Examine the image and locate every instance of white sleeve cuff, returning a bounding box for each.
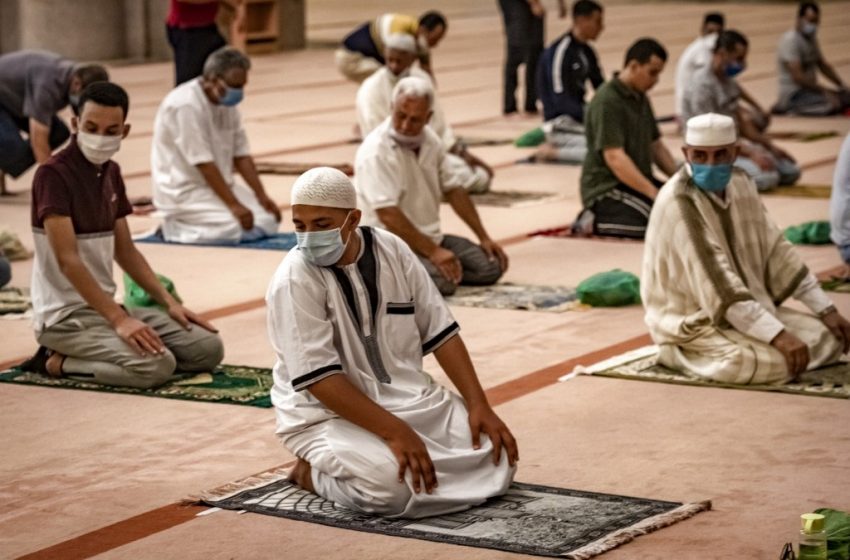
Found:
[725,300,785,344]
[793,272,833,315]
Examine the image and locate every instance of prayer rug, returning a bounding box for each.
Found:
[255,161,354,176]
[461,136,515,147]
[0,364,273,407]
[571,346,850,399]
[528,225,644,243]
[467,190,563,208]
[136,230,297,251]
[0,287,31,315]
[762,184,831,199]
[446,283,582,313]
[766,130,839,142]
[198,469,710,559]
[821,278,850,293]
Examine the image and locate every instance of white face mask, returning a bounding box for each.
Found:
[296,213,354,267]
[77,131,122,165]
[390,127,426,150]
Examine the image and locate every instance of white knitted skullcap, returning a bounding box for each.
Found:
[685,113,737,147]
[291,167,356,209]
[385,33,417,54]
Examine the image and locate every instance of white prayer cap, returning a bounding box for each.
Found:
[685,113,738,147]
[392,76,434,109]
[291,167,356,209]
[385,33,417,54]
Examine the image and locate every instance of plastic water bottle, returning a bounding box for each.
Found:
[799,513,828,560]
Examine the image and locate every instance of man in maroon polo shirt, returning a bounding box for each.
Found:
[166,0,244,86]
[27,82,224,389]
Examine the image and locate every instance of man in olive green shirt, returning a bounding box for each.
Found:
[577,38,679,239]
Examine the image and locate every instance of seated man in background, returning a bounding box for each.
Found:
[0,50,108,195]
[577,38,678,239]
[28,82,224,388]
[532,0,605,164]
[643,113,849,384]
[151,47,281,244]
[336,12,447,84]
[268,167,517,518]
[355,77,508,296]
[356,34,492,193]
[682,30,800,191]
[774,1,850,116]
[830,133,850,275]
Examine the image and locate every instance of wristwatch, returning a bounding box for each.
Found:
[817,304,837,318]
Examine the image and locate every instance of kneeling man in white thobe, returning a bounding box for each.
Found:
[266,167,517,518]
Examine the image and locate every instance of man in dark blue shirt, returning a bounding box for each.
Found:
[532,0,605,163]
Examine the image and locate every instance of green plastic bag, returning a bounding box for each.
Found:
[123,273,181,309]
[514,127,545,147]
[815,508,850,560]
[784,221,832,245]
[576,269,641,307]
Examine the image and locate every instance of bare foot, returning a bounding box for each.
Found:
[45,352,65,378]
[287,458,315,493]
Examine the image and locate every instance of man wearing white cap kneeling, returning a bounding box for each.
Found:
[642,113,850,384]
[266,167,517,518]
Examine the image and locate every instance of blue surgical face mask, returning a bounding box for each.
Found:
[691,163,733,192]
[725,61,745,77]
[801,21,818,37]
[296,213,353,267]
[219,86,244,107]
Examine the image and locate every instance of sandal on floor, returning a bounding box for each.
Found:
[18,346,62,378]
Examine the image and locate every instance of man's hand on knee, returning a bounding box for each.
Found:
[113,315,167,357]
[820,308,850,353]
[770,329,810,379]
[385,424,437,495]
[468,403,519,467]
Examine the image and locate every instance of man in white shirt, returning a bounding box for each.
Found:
[151,46,281,244]
[267,167,517,518]
[643,113,849,384]
[356,34,492,193]
[355,77,509,296]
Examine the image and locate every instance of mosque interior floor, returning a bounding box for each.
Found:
[2,1,850,558]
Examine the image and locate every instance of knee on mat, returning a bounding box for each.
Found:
[777,164,801,186]
[180,334,225,372]
[463,261,504,287]
[130,352,177,389]
[752,170,781,191]
[432,276,459,297]
[352,462,413,516]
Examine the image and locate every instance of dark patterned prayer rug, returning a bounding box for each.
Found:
[0,287,31,315]
[466,190,563,208]
[0,364,273,407]
[198,470,710,559]
[136,230,297,251]
[446,283,581,312]
[575,347,850,399]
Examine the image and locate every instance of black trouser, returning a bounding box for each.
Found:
[497,0,544,114]
[588,178,664,240]
[166,24,227,86]
[0,106,70,177]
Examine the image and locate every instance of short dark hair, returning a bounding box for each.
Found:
[798,1,819,18]
[624,38,667,66]
[71,64,109,89]
[714,29,748,53]
[78,82,129,120]
[419,11,447,31]
[703,12,725,28]
[573,0,603,19]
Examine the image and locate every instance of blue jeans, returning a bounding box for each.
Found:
[734,156,801,191]
[0,106,70,177]
[0,255,11,289]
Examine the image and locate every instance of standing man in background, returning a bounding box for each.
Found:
[497,0,567,117]
[166,0,245,86]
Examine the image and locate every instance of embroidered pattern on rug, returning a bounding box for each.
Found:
[446,283,582,312]
[199,473,710,559]
[136,231,297,251]
[0,364,273,407]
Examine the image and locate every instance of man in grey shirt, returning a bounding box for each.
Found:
[683,30,800,191]
[774,1,849,116]
[0,50,108,195]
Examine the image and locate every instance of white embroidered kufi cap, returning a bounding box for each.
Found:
[291,167,356,209]
[685,113,737,147]
[385,33,417,54]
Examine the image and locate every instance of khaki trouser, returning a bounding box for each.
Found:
[658,307,845,385]
[37,306,224,389]
[334,48,382,83]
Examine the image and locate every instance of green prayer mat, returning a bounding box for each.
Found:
[0,364,273,407]
[763,184,831,199]
[514,127,545,147]
[575,347,850,399]
[822,278,850,293]
[0,287,31,315]
[784,221,832,245]
[576,270,641,307]
[446,283,581,313]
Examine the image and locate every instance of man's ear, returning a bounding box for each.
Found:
[350,209,362,228]
[122,123,132,139]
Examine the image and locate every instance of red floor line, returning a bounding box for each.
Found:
[13,334,651,560]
